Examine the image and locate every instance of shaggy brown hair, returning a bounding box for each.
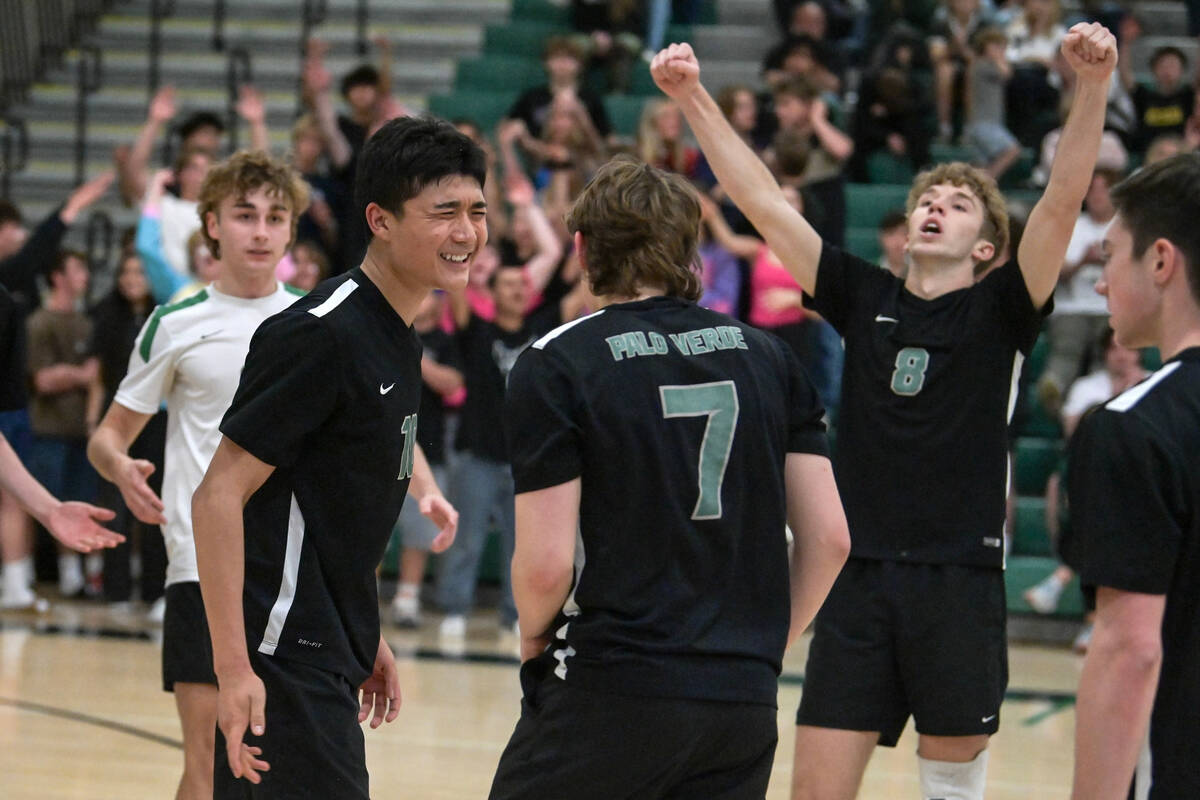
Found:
[197,150,310,260]
[566,155,703,301]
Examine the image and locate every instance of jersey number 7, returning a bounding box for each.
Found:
[659,381,741,520]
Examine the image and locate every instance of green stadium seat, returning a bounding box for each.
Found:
[844,227,882,263]
[930,142,973,164]
[511,0,571,24]
[1013,436,1062,495]
[427,90,520,133]
[845,183,909,230]
[455,55,545,93]
[604,94,649,136]
[1006,555,1085,617]
[1013,496,1052,557]
[484,22,571,57]
[866,151,915,184]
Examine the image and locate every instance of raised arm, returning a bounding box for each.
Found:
[193,436,276,785]
[699,193,762,260]
[651,44,823,294]
[137,169,189,303]
[236,85,271,154]
[119,86,176,205]
[507,176,564,293]
[1018,23,1117,307]
[1072,586,1164,800]
[303,41,353,170]
[784,452,850,645]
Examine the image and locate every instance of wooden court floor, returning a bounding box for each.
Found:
[0,601,1081,799]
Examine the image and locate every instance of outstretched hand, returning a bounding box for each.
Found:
[421,494,458,553]
[1061,22,1117,84]
[649,43,701,100]
[45,502,123,553]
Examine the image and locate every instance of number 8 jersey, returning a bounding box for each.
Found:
[505,296,828,706]
[804,245,1051,568]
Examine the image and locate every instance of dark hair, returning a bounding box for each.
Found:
[971,26,1008,55]
[1150,45,1187,71]
[340,64,381,98]
[542,35,584,62]
[354,116,487,231]
[45,248,87,283]
[566,155,702,301]
[878,210,907,231]
[178,111,225,142]
[0,199,22,227]
[1110,153,1200,306]
[772,74,820,102]
[773,128,812,178]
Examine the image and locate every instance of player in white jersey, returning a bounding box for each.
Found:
[87,151,309,800]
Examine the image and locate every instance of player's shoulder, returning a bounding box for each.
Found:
[136,288,218,358]
[528,307,610,353]
[282,271,361,321]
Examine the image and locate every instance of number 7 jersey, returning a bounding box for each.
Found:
[805,245,1051,568]
[505,296,829,706]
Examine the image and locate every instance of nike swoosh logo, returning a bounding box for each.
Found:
[199,329,223,340]
[982,714,997,723]
[874,315,898,323]
[380,383,395,395]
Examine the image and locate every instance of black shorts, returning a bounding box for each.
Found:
[796,558,1008,747]
[489,654,778,800]
[162,581,217,691]
[214,652,367,800]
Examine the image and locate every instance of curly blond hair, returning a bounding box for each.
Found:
[197,150,310,260]
[907,162,1009,272]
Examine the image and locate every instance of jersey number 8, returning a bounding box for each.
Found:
[891,347,930,396]
[659,381,741,520]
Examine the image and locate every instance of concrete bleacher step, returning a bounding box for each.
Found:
[690,24,776,64]
[717,0,775,29]
[117,0,510,26]
[47,48,455,95]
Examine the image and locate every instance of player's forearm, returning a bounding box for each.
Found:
[193,477,254,677]
[407,445,444,503]
[512,558,572,641]
[675,85,783,224]
[420,358,463,396]
[86,423,134,485]
[1072,632,1161,799]
[249,119,271,154]
[1040,80,1108,212]
[787,524,849,645]
[120,120,161,204]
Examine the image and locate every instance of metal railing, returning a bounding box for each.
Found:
[225,47,253,154]
[212,0,226,51]
[85,209,114,274]
[297,0,329,113]
[1,0,113,113]
[147,0,176,99]
[356,0,370,56]
[1,118,29,199]
[74,42,102,185]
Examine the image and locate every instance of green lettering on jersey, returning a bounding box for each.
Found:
[606,335,631,361]
[660,381,741,520]
[890,347,930,396]
[685,330,709,353]
[397,414,418,480]
[669,332,691,355]
[647,331,669,354]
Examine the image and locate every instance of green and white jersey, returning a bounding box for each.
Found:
[115,282,303,586]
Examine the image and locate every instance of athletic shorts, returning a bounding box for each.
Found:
[796,558,1008,747]
[489,654,778,800]
[162,581,217,691]
[213,652,367,800]
[0,409,33,461]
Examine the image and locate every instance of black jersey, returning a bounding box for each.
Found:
[505,297,828,706]
[1064,348,1200,799]
[805,246,1048,568]
[220,268,423,686]
[0,285,24,412]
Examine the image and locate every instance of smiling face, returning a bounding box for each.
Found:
[205,185,294,280]
[376,174,487,293]
[1095,216,1162,349]
[116,255,150,304]
[906,182,994,268]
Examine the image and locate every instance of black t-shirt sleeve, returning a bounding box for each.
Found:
[781,341,830,456]
[803,243,888,335]
[0,286,24,412]
[1064,408,1182,595]
[979,259,1052,354]
[505,346,582,494]
[220,312,341,468]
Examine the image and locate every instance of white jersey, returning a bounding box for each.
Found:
[115,282,303,586]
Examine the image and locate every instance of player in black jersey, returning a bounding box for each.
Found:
[488,156,849,799]
[653,24,1117,800]
[192,117,479,798]
[1065,154,1200,799]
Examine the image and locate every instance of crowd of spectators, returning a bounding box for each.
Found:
[2,0,1199,626]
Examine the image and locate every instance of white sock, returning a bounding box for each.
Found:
[58,554,84,594]
[397,582,419,599]
[2,561,26,596]
[16,556,34,588]
[918,749,988,800]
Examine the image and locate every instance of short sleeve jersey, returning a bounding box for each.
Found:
[114,283,303,586]
[220,268,424,686]
[1064,348,1200,798]
[805,245,1049,567]
[506,297,829,706]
